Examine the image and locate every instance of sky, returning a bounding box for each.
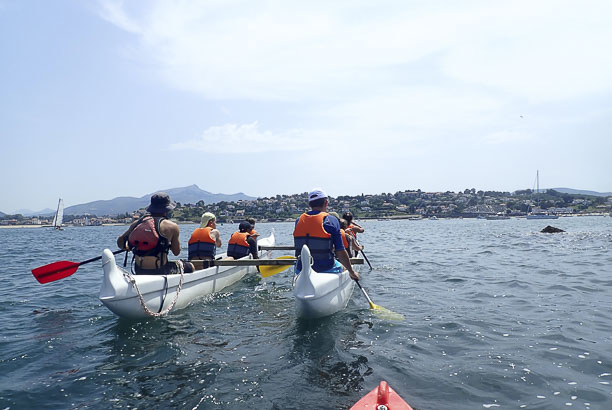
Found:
[1,0,611,214]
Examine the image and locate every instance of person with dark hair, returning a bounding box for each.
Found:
[227,221,259,260]
[339,218,362,257]
[342,211,365,256]
[117,192,194,275]
[245,217,258,236]
[293,189,359,280]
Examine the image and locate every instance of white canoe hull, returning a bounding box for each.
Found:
[293,245,356,319]
[99,232,274,319]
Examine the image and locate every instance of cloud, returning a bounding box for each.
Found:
[170,122,316,153]
[98,0,612,104]
[98,0,141,33]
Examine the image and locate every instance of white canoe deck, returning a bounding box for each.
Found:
[293,245,359,319]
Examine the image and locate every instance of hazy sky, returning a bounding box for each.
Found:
[2,0,611,213]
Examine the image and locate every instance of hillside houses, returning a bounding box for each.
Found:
[2,188,611,226]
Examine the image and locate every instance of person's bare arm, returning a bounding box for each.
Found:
[211,229,222,247]
[162,220,181,256]
[350,236,363,251]
[117,221,138,250]
[337,249,359,281]
[351,223,365,233]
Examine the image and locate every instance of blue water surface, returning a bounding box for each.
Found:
[1,217,611,409]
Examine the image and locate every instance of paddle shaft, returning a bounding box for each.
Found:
[355,280,377,309]
[80,249,126,266]
[360,250,373,270]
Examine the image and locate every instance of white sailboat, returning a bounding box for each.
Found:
[51,198,64,230]
[526,171,558,220]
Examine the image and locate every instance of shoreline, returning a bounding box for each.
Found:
[1,213,609,229]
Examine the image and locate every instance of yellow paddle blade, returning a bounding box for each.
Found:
[259,256,296,278]
[371,305,405,321]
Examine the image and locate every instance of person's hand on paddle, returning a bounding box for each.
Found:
[349,268,360,281]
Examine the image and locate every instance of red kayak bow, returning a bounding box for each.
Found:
[351,381,413,410]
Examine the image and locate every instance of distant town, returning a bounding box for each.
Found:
[1,189,611,227]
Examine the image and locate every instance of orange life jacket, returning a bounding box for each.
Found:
[188,227,216,259]
[340,228,351,254]
[293,212,334,268]
[227,231,251,259]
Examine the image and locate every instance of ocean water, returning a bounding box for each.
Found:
[1,217,611,409]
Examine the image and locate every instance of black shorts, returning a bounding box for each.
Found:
[134,260,194,275]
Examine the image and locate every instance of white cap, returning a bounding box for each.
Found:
[308,188,328,202]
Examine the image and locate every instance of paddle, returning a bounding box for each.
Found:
[360,250,373,270]
[355,280,404,320]
[259,255,296,278]
[32,249,126,284]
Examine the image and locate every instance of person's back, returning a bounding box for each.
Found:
[227,222,258,259]
[293,189,359,281]
[117,192,193,274]
[188,212,221,261]
[338,218,352,257]
[342,211,364,257]
[294,211,336,271]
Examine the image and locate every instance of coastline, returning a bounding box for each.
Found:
[1,213,609,229]
[0,225,45,229]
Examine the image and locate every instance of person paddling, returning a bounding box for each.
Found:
[117,192,194,275]
[339,218,363,257]
[227,221,259,260]
[188,212,222,268]
[342,211,364,257]
[293,189,359,280]
[246,217,258,237]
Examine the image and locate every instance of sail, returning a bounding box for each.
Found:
[53,198,64,228]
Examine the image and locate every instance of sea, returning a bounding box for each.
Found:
[1,217,611,409]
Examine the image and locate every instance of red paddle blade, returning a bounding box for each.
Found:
[32,261,80,284]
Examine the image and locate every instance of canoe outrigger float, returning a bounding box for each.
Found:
[99,232,276,319]
[293,244,362,319]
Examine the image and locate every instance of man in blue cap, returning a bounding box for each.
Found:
[293,188,359,280]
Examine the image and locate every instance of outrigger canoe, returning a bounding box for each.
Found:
[351,380,414,410]
[99,232,275,319]
[293,244,360,319]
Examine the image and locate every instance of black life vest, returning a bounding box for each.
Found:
[127,216,170,257]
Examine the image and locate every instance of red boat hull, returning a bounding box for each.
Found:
[351,381,414,410]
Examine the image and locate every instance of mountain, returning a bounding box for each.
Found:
[64,185,256,216]
[550,188,612,197]
[0,211,5,217]
[8,208,55,217]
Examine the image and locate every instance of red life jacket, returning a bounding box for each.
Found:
[227,231,251,259]
[188,227,217,259]
[127,216,170,257]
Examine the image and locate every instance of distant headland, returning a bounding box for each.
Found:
[1,186,611,227]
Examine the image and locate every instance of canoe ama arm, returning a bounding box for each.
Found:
[191,257,364,268]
